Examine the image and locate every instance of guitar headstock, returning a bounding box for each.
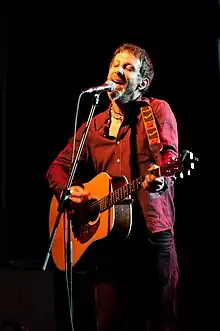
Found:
[161,150,199,179]
[178,149,199,179]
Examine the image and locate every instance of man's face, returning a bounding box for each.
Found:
[107,51,144,103]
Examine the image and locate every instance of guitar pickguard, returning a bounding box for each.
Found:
[73,218,100,244]
[70,197,100,244]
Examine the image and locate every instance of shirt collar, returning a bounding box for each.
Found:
[94,96,151,131]
[94,105,111,131]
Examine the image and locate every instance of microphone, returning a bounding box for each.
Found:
[82,81,116,94]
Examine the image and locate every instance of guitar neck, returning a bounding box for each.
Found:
[89,152,194,213]
[99,168,160,212]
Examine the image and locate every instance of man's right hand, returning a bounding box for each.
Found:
[68,185,90,204]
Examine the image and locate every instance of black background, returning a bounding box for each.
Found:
[0,4,219,330]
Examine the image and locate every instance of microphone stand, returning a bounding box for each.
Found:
[42,92,101,330]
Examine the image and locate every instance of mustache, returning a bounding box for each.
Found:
[110,72,126,84]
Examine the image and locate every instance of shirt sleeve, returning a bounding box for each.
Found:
[153,100,179,165]
[46,122,89,197]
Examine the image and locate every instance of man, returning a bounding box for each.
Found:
[47,43,179,331]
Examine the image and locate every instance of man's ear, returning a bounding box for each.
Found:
[138,78,149,91]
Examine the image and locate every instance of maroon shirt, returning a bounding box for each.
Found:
[47,97,178,234]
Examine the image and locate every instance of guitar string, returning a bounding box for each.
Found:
[88,169,166,211]
[87,163,181,212]
[88,176,145,212]
[89,185,133,211]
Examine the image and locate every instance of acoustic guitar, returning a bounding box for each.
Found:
[49,150,197,270]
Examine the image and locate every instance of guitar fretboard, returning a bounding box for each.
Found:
[90,168,160,213]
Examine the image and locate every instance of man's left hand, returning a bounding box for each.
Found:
[142,164,165,192]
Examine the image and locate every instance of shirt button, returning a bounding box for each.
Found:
[117,158,120,163]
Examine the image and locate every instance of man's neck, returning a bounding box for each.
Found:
[111,101,125,116]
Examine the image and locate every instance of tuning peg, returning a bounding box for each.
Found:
[181,150,190,161]
[190,162,194,170]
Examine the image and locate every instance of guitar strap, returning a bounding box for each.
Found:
[140,104,163,166]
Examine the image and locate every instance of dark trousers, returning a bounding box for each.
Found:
[94,230,179,331]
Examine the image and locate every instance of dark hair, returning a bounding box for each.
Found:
[111,43,154,93]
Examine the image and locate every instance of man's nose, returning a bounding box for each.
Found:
[117,66,124,78]
[118,67,124,75]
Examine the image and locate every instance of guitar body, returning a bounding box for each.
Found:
[49,172,132,271]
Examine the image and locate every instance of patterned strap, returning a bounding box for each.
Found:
[141,105,163,165]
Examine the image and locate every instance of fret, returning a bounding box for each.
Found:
[123,185,129,197]
[114,189,120,203]
[135,178,141,190]
[104,197,108,210]
[119,187,123,200]
[129,181,136,193]
[120,186,127,200]
[100,197,107,212]
[109,193,113,207]
[99,199,103,212]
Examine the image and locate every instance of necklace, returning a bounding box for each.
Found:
[110,108,124,121]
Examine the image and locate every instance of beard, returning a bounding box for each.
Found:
[110,85,136,104]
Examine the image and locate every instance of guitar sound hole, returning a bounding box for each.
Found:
[71,198,100,240]
[71,198,99,227]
